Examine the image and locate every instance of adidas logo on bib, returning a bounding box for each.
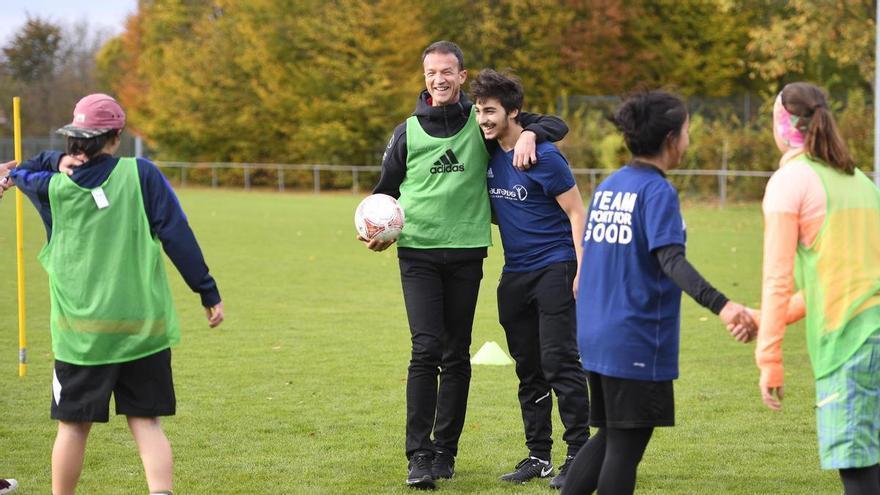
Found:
[430,149,465,174]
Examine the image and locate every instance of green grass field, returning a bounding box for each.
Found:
[0,189,839,494]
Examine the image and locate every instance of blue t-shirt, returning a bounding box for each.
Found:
[576,164,686,381]
[488,141,576,272]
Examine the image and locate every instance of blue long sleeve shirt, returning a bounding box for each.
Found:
[10,151,221,307]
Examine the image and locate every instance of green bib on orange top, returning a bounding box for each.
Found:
[795,154,880,379]
[38,158,179,365]
[398,106,491,248]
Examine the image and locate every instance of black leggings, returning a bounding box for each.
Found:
[561,427,653,495]
[841,465,880,495]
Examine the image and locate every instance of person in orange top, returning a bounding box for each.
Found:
[757,82,880,494]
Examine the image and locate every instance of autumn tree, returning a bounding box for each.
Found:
[96,0,874,169]
[1,17,110,136]
[104,0,429,163]
[747,0,874,94]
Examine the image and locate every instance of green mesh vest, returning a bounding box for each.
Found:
[795,155,880,378]
[398,106,491,248]
[39,158,179,365]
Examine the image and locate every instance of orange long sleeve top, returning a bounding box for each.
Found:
[757,149,823,388]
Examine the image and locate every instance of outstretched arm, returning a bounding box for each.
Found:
[654,244,729,313]
[0,158,59,240]
[138,158,222,324]
[756,211,799,409]
[653,244,756,342]
[2,158,54,211]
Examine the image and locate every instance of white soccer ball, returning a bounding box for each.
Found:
[355,194,405,242]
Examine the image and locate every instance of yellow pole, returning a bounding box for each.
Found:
[13,97,26,377]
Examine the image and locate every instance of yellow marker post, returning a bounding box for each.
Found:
[13,97,26,377]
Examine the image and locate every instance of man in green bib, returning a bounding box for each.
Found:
[361,41,568,489]
[1,94,223,495]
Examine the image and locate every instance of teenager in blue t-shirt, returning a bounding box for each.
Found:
[471,70,590,489]
[561,91,757,495]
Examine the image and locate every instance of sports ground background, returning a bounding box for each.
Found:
[0,189,841,493]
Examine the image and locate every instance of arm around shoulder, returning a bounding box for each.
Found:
[518,112,569,143]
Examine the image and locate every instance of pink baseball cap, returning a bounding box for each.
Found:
[56,93,126,138]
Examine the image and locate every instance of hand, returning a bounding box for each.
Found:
[746,307,761,325]
[59,154,86,176]
[0,160,16,199]
[205,302,224,328]
[719,301,757,343]
[357,234,395,252]
[572,273,580,299]
[761,384,784,410]
[745,306,760,341]
[512,130,537,170]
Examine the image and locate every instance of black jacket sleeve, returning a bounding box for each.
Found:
[372,123,408,198]
[653,244,728,314]
[518,112,569,143]
[483,113,570,156]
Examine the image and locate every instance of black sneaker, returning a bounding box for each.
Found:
[549,455,575,489]
[432,450,455,479]
[406,452,436,490]
[0,479,18,495]
[500,456,553,484]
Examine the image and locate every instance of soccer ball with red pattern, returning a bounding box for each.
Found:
[355,194,405,243]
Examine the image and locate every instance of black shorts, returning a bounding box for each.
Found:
[587,371,674,429]
[52,348,176,423]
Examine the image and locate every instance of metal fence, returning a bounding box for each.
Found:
[0,134,140,161]
[152,161,832,207]
[155,162,384,194]
[5,145,876,206]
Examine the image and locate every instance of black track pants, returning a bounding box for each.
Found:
[498,261,590,459]
[400,256,483,458]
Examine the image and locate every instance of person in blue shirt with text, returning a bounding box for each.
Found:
[562,91,756,495]
[472,70,590,490]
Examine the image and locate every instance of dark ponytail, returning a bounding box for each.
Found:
[66,130,121,160]
[611,90,688,157]
[781,82,854,174]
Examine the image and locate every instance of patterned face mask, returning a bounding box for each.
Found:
[773,92,805,149]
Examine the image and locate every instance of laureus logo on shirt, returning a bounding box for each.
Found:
[430,149,465,174]
[489,184,528,201]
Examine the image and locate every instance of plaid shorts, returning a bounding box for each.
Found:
[815,332,880,469]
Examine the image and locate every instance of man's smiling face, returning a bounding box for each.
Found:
[423,52,466,107]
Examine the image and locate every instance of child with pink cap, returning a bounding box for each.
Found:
[757,82,880,494]
[0,94,224,495]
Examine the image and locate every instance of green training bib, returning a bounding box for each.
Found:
[398,106,491,248]
[39,158,179,365]
[794,155,880,378]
